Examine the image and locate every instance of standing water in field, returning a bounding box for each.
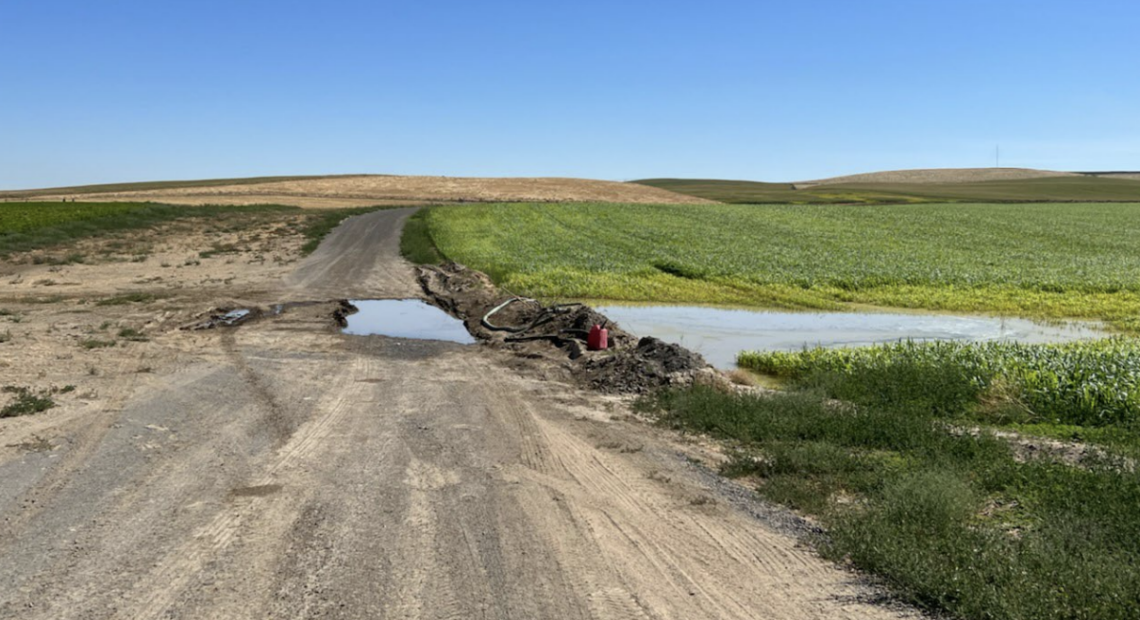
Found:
[343,299,476,344]
[594,305,1108,369]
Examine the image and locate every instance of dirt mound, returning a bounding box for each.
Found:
[798,167,1077,187]
[417,263,713,393]
[416,263,634,356]
[580,336,711,394]
[24,174,715,207]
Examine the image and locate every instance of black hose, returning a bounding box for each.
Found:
[482,298,584,334]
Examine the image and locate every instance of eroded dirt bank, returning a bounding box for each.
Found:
[0,208,918,619]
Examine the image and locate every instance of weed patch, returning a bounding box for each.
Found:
[117,327,148,342]
[399,208,443,264]
[1,386,57,418]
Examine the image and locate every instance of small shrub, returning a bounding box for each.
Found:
[0,387,56,418]
[117,327,148,342]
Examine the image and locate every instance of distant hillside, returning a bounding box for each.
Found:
[796,167,1077,187]
[1080,171,1140,181]
[3,174,715,207]
[635,171,1140,204]
[0,175,345,198]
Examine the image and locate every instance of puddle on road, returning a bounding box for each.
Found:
[595,305,1109,369]
[342,299,476,344]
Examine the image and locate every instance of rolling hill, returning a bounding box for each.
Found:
[636,168,1140,204]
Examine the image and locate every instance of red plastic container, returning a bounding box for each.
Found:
[587,325,609,351]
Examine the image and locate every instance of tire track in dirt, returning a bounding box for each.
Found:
[220,330,295,447]
[477,368,916,620]
[121,353,371,620]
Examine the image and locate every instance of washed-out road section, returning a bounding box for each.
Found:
[0,209,917,619]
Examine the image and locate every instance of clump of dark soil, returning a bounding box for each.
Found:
[331,300,356,328]
[579,337,713,394]
[416,263,713,393]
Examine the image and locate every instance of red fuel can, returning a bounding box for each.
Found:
[587,325,609,351]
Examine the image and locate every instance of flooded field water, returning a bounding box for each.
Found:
[595,305,1109,369]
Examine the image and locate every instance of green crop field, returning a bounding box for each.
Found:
[420,201,1140,329]
[637,175,1140,204]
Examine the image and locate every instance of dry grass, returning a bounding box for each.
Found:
[21,175,715,208]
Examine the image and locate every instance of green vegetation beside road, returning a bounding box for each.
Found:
[637,175,1140,204]
[740,339,1140,430]
[399,209,443,264]
[422,201,1140,329]
[0,202,299,256]
[638,382,1140,620]
[0,201,404,258]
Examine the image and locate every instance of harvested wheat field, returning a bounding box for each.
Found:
[14,174,716,208]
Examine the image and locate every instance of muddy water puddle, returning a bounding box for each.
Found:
[342,299,476,344]
[595,305,1109,369]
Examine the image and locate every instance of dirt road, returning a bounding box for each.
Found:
[285,207,421,299]
[0,211,916,619]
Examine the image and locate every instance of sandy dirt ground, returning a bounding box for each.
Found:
[0,209,917,619]
[16,175,716,207]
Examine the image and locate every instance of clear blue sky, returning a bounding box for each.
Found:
[2,0,1138,189]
